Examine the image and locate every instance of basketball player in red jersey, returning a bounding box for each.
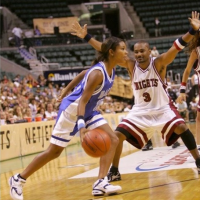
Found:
[177,29,200,149]
[71,11,200,180]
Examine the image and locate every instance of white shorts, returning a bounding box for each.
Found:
[116,105,185,149]
[50,111,107,147]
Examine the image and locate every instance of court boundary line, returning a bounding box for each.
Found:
[88,177,200,200]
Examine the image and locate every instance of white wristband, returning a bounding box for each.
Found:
[77,119,85,130]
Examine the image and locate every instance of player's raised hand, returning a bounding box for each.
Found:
[71,21,88,39]
[188,11,200,31]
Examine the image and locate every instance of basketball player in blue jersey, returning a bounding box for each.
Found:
[177,29,200,149]
[71,11,200,182]
[9,37,129,199]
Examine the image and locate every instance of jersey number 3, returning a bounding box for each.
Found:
[143,92,151,102]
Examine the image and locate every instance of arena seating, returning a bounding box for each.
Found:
[129,0,200,37]
[1,0,74,27]
[0,34,190,78]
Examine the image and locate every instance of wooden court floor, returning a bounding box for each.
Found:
[1,122,200,200]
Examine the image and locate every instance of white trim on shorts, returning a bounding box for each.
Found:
[50,113,107,148]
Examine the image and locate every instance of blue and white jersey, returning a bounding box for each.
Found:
[59,61,115,119]
[51,62,115,147]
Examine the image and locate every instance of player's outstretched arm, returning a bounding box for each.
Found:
[181,50,198,84]
[71,21,102,51]
[156,11,200,69]
[177,50,198,103]
[71,21,133,71]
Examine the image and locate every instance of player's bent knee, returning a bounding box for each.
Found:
[174,123,188,135]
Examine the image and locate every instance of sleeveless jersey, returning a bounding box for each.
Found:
[131,57,172,114]
[59,61,115,119]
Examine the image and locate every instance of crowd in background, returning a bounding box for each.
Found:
[0,74,60,125]
[0,73,133,125]
[1,43,199,125]
[167,76,199,122]
[1,72,198,125]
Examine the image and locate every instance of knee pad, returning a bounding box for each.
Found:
[180,129,197,150]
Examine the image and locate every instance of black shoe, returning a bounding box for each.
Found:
[195,158,200,174]
[142,143,153,151]
[172,141,180,149]
[107,171,121,182]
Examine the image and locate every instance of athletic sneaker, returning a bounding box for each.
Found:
[196,158,200,174]
[9,174,26,200]
[92,177,122,196]
[172,141,181,149]
[142,142,153,151]
[107,171,121,182]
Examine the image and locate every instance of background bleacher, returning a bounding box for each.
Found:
[128,0,200,37]
[1,0,199,85]
[1,0,77,27]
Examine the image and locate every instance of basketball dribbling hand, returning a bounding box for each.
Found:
[80,128,87,143]
[71,21,88,39]
[188,11,200,31]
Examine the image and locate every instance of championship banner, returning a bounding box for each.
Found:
[33,17,78,34]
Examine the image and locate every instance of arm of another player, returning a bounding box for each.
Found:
[177,50,198,103]
[155,11,200,75]
[57,69,87,102]
[71,21,102,51]
[71,21,132,70]
[77,70,103,142]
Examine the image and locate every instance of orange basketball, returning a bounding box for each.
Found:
[82,128,111,158]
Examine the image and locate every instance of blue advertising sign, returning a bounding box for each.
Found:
[43,68,86,85]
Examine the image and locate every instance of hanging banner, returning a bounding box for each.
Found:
[33,17,78,34]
